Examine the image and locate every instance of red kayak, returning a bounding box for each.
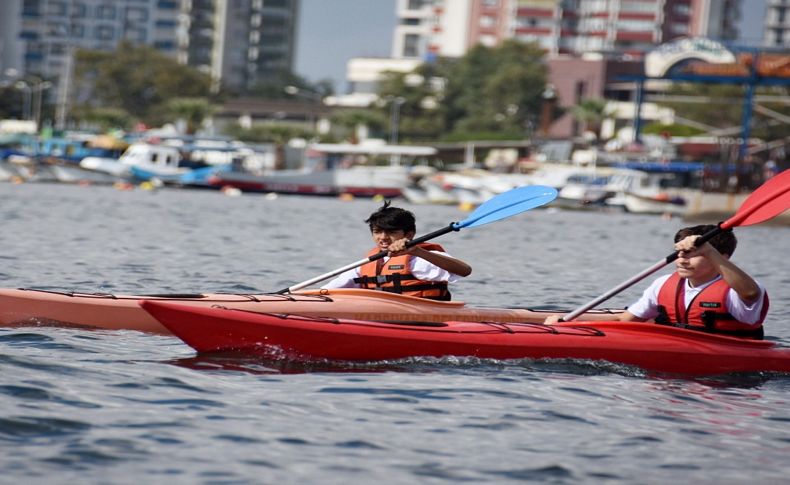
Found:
[140,300,790,376]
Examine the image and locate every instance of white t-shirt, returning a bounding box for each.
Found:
[322,250,462,289]
[627,273,766,325]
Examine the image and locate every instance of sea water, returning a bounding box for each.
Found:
[1,183,789,484]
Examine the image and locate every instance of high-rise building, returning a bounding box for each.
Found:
[0,0,299,94]
[392,0,742,61]
[764,0,790,47]
[182,0,299,93]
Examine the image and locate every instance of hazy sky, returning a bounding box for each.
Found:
[294,0,767,92]
[294,0,396,93]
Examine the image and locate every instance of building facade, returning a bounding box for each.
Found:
[0,0,299,94]
[391,0,742,61]
[764,0,790,47]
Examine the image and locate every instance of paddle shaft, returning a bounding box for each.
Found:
[274,223,458,294]
[560,224,727,322]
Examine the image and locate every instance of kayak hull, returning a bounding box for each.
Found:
[0,288,588,335]
[141,300,790,376]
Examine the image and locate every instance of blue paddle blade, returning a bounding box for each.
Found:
[454,185,558,229]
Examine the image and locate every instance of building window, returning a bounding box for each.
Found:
[154,40,176,50]
[407,0,425,10]
[125,28,147,42]
[71,24,86,38]
[403,33,420,57]
[479,34,497,46]
[480,15,496,28]
[73,3,88,17]
[96,5,116,20]
[47,1,67,16]
[50,43,67,55]
[96,25,115,40]
[46,22,69,37]
[125,7,148,22]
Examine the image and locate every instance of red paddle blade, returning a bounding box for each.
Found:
[722,169,790,229]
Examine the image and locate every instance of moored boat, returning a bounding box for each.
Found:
[140,300,790,376]
[0,287,593,335]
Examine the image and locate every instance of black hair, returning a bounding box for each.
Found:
[365,200,416,233]
[674,224,737,256]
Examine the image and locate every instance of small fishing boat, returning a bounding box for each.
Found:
[0,288,592,335]
[140,300,790,376]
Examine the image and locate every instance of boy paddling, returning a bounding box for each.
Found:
[546,224,768,339]
[322,202,471,300]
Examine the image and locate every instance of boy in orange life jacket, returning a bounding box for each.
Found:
[321,201,472,300]
[545,224,768,338]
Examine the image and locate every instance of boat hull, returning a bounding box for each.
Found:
[0,288,575,335]
[140,300,790,376]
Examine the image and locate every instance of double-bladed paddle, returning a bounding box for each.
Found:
[275,185,559,294]
[560,168,790,322]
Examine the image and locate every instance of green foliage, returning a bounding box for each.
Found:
[73,42,212,127]
[223,123,309,143]
[442,40,547,138]
[330,108,386,142]
[165,97,215,134]
[659,83,744,130]
[642,122,705,137]
[657,83,790,141]
[77,107,134,131]
[570,97,612,140]
[247,70,333,99]
[440,130,527,142]
[376,40,548,142]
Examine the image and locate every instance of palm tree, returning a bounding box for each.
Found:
[571,98,611,141]
[166,97,215,134]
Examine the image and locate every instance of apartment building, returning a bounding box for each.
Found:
[392,0,742,60]
[764,0,790,46]
[0,0,299,93]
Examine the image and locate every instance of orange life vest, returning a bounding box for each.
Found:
[354,242,451,300]
[656,272,768,339]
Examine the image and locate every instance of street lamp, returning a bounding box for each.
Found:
[539,84,557,137]
[14,81,32,120]
[388,96,405,145]
[32,81,52,129]
[284,85,323,132]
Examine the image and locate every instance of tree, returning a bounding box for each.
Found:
[247,70,334,100]
[79,107,134,131]
[571,98,611,141]
[165,97,215,134]
[376,67,447,142]
[330,108,386,143]
[442,40,547,139]
[375,40,549,142]
[73,42,212,127]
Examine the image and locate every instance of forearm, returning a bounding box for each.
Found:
[707,252,762,303]
[411,247,472,277]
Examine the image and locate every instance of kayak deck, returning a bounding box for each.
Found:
[140,300,790,376]
[0,287,617,334]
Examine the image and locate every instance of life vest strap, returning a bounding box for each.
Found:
[353,274,419,286]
